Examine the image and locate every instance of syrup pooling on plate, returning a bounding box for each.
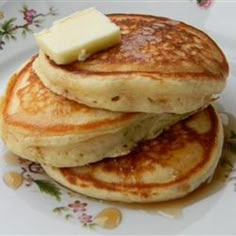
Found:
[0,151,230,219]
[3,171,23,189]
[42,106,223,204]
[2,112,235,222]
[108,111,236,217]
[111,162,227,218]
[94,207,122,229]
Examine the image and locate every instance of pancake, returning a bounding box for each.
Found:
[0,57,188,167]
[33,14,229,114]
[42,105,223,203]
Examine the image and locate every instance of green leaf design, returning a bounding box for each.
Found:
[65,214,73,220]
[53,206,69,214]
[230,131,236,139]
[25,27,33,33]
[34,179,62,201]
[88,223,96,229]
[220,157,233,170]
[229,143,236,153]
[82,223,96,229]
[10,35,16,40]
[1,18,16,32]
[49,7,58,16]
[21,29,27,38]
[33,19,44,24]
[197,0,205,4]
[4,34,10,41]
[228,130,236,153]
[1,4,58,50]
[22,3,28,12]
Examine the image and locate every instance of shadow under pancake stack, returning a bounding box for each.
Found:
[0,13,229,203]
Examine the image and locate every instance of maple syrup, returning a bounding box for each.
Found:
[108,162,226,218]
[94,207,122,229]
[3,171,23,189]
[108,110,236,218]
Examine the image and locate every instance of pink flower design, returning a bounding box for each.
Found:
[198,0,213,9]
[26,9,37,17]
[79,213,93,224]
[21,167,34,187]
[68,200,87,213]
[23,9,37,23]
[0,4,57,50]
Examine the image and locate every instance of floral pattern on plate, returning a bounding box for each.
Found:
[2,128,236,230]
[2,157,121,229]
[0,1,212,50]
[197,0,213,8]
[0,4,57,49]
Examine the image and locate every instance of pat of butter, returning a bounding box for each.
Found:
[34,8,121,64]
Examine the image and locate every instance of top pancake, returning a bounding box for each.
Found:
[33,14,229,114]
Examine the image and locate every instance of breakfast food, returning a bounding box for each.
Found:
[0,57,187,167]
[0,9,229,204]
[33,14,228,114]
[42,106,223,202]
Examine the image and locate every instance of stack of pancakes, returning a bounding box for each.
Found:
[0,14,229,202]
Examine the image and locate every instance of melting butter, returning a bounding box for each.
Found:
[35,8,121,64]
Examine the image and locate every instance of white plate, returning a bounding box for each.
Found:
[1,1,236,234]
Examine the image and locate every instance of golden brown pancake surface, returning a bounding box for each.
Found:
[50,14,228,78]
[2,57,136,134]
[34,14,228,114]
[1,57,188,167]
[43,105,224,202]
